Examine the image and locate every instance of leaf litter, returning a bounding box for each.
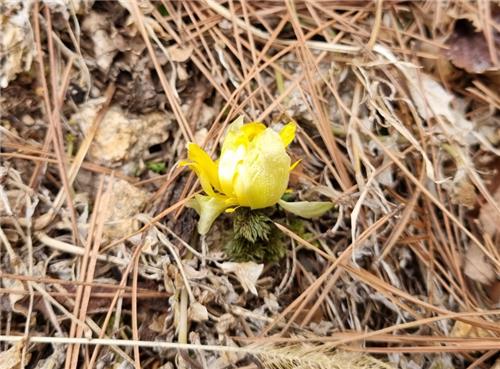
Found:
[0,1,499,369]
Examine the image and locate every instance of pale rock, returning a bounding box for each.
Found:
[72,100,171,175]
[101,178,149,242]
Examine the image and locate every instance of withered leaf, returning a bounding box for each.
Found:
[464,245,496,285]
[445,18,500,74]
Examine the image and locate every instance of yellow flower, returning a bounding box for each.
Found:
[181,116,333,234]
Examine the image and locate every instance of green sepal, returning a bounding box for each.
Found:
[278,199,334,218]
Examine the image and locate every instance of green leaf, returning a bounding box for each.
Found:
[147,162,166,173]
[278,199,334,218]
[188,195,236,235]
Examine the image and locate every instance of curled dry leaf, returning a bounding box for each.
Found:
[215,313,236,335]
[189,301,209,322]
[409,72,452,121]
[450,169,476,209]
[464,244,496,285]
[82,11,127,73]
[218,261,264,296]
[31,344,65,369]
[451,320,494,338]
[168,44,194,62]
[444,18,500,74]
[407,71,476,145]
[479,186,500,236]
[0,340,24,369]
[184,264,209,280]
[1,278,26,316]
[42,0,94,19]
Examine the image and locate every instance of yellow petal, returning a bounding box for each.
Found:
[233,128,290,209]
[279,121,297,147]
[181,143,222,196]
[290,159,301,171]
[188,194,237,234]
[187,143,221,191]
[227,115,245,133]
[218,144,247,196]
[222,117,266,153]
[221,116,245,152]
[181,162,217,197]
[241,122,267,141]
[278,199,333,218]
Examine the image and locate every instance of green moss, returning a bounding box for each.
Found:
[146,161,166,174]
[288,217,320,248]
[233,208,272,243]
[225,208,287,263]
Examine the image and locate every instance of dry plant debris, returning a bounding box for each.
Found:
[1,1,499,369]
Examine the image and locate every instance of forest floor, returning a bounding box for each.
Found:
[1,1,499,369]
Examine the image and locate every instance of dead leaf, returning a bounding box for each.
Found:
[464,245,496,285]
[451,320,493,338]
[43,0,94,17]
[218,261,263,296]
[407,71,476,146]
[82,12,127,73]
[32,344,65,369]
[184,264,209,280]
[450,169,476,209]
[2,277,27,316]
[479,186,500,236]
[215,313,236,335]
[189,302,208,322]
[168,44,194,62]
[445,18,500,74]
[428,356,454,369]
[409,72,454,122]
[0,340,24,369]
[489,280,500,303]
[0,2,34,88]
[148,313,167,333]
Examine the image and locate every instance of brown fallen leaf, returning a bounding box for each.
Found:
[0,2,34,88]
[479,186,500,236]
[451,320,494,339]
[168,44,194,63]
[464,244,496,285]
[489,280,500,304]
[444,18,500,74]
